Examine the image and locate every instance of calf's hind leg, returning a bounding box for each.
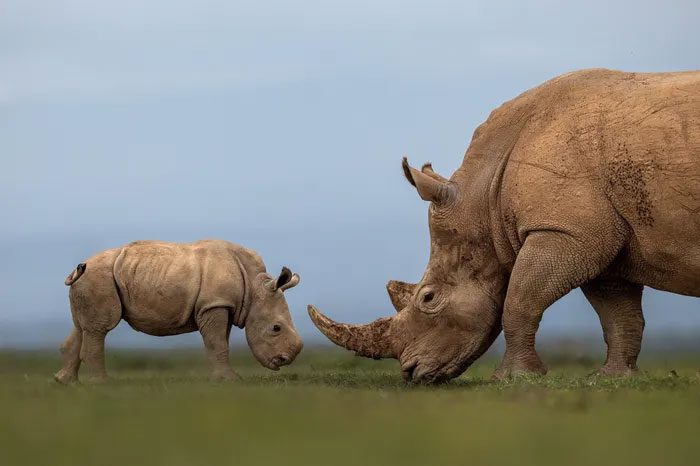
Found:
[80,330,111,383]
[54,326,83,384]
[68,269,122,383]
[581,278,644,376]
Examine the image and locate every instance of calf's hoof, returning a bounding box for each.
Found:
[492,357,547,381]
[53,369,78,385]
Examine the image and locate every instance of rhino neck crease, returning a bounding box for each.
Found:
[482,108,534,270]
[487,141,518,268]
[232,255,253,329]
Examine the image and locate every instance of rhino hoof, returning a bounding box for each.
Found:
[593,365,640,378]
[211,370,241,382]
[53,369,79,385]
[492,358,547,381]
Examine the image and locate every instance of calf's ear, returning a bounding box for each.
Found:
[276,266,300,292]
[402,157,455,204]
[386,280,416,312]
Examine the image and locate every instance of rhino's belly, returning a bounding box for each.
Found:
[123,314,198,336]
[607,149,700,297]
[622,246,700,297]
[118,286,198,333]
[618,233,700,297]
[120,285,196,335]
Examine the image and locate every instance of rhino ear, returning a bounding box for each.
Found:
[276,266,300,292]
[386,280,416,312]
[402,157,455,204]
[420,163,448,183]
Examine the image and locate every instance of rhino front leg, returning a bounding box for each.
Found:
[196,307,240,381]
[494,230,624,380]
[582,278,644,376]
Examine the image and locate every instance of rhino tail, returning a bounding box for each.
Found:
[64,263,87,286]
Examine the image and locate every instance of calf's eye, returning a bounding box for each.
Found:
[272,324,282,332]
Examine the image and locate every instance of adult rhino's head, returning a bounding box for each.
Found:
[309,159,507,383]
[246,267,304,370]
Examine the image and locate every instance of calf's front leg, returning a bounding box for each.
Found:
[196,307,240,381]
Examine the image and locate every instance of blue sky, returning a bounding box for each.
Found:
[1,0,698,348]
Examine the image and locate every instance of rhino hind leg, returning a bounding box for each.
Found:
[494,225,626,380]
[54,326,83,384]
[80,330,111,383]
[582,278,644,376]
[67,261,122,383]
[196,307,240,381]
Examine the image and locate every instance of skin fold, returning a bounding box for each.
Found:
[55,239,303,383]
[309,68,700,383]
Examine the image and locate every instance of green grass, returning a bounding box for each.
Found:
[1,348,699,466]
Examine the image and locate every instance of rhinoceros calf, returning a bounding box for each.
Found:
[309,68,700,383]
[55,239,303,383]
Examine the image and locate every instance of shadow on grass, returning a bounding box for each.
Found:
[244,370,498,391]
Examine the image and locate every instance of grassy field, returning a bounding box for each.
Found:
[1,348,699,466]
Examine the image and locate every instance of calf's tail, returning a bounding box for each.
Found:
[64,263,87,286]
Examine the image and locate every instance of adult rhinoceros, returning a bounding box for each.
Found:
[309,68,700,383]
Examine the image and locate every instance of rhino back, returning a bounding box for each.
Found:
[489,69,700,294]
[113,240,244,335]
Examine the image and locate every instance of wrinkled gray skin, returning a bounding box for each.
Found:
[55,239,303,383]
[309,69,700,383]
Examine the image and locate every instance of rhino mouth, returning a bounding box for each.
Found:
[401,361,455,384]
[261,359,281,371]
[399,352,473,384]
[265,354,295,371]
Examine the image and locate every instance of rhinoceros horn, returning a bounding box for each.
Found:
[386,280,416,312]
[307,305,397,359]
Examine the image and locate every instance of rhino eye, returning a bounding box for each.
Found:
[272,324,282,333]
[423,292,435,303]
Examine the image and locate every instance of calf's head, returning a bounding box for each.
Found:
[309,159,507,383]
[246,267,304,370]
